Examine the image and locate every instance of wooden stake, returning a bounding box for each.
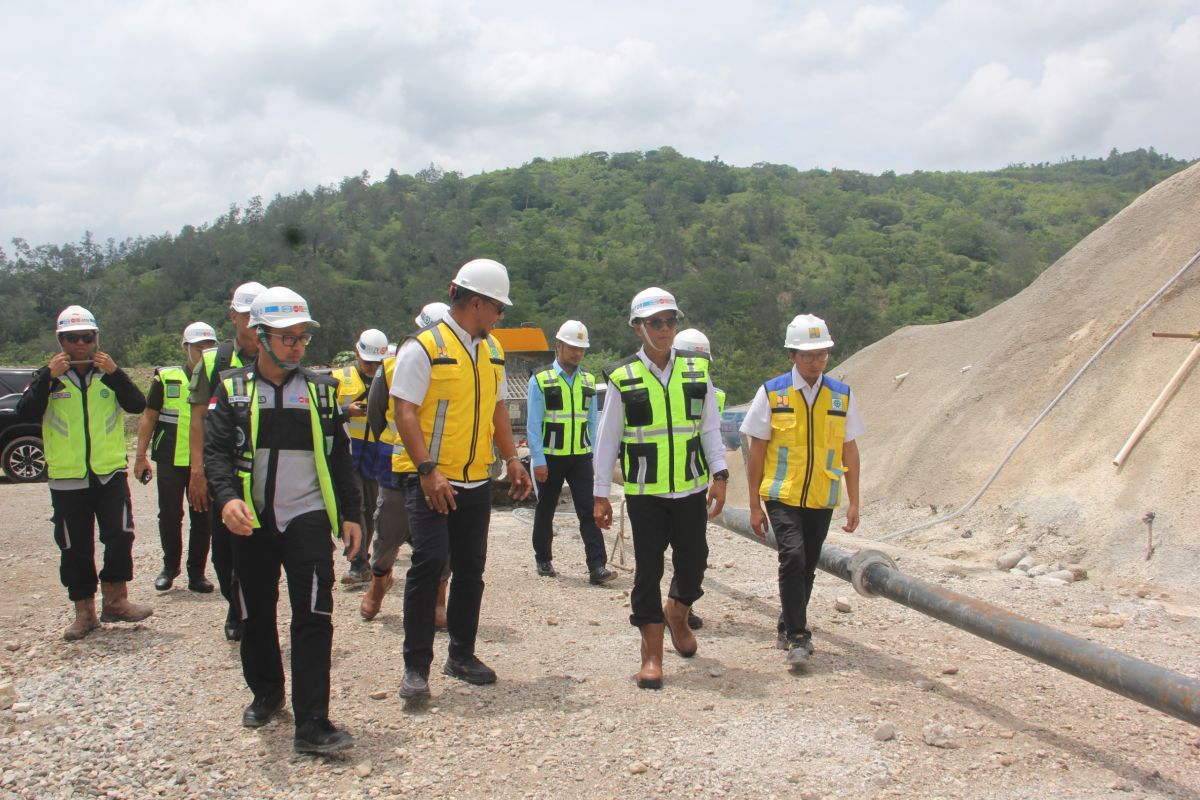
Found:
[1113,341,1200,467]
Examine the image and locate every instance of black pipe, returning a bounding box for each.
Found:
[714,507,1200,728]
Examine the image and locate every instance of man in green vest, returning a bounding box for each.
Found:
[592,288,729,690]
[204,286,362,753]
[18,305,152,641]
[135,322,219,593]
[527,320,613,584]
[187,280,265,640]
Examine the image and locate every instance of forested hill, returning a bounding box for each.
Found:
[0,147,1192,402]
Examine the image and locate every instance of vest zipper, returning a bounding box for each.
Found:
[798,378,821,507]
[565,371,575,453]
[80,372,92,476]
[463,338,482,482]
[662,368,675,493]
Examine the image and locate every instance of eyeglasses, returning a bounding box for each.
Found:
[61,333,96,344]
[797,350,831,363]
[265,331,313,347]
[643,316,679,331]
[485,299,506,317]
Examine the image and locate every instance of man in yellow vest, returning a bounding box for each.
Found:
[18,305,152,641]
[391,259,532,700]
[593,288,728,690]
[333,328,389,585]
[187,280,265,641]
[527,320,613,584]
[134,321,219,593]
[741,314,863,671]
[204,286,362,753]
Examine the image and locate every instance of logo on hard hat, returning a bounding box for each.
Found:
[576,332,585,340]
[808,327,821,338]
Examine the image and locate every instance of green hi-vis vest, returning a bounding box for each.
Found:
[760,372,850,509]
[42,372,127,480]
[716,388,727,414]
[333,365,371,441]
[193,341,245,399]
[151,366,193,467]
[607,350,711,496]
[535,367,595,456]
[222,369,342,538]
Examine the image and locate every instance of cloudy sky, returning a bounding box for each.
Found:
[2,0,1197,248]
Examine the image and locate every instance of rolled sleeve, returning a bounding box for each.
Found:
[526,374,546,467]
[739,386,772,440]
[390,339,430,405]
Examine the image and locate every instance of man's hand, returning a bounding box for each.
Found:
[842,503,860,533]
[346,401,367,418]
[221,499,255,536]
[134,454,153,484]
[507,460,532,500]
[749,502,769,540]
[341,521,363,560]
[533,464,549,483]
[48,353,71,378]
[92,351,117,375]
[189,469,210,512]
[593,497,613,530]
[706,479,727,519]
[420,468,458,514]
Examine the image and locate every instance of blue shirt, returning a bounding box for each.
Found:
[526,360,600,467]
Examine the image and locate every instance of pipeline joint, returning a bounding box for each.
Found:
[848,549,897,597]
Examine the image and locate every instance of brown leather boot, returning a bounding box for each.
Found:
[63,598,100,641]
[663,597,697,657]
[99,581,153,623]
[434,577,449,630]
[359,570,393,621]
[636,623,664,689]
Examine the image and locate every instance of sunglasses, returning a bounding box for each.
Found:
[643,316,679,331]
[265,331,313,347]
[61,333,96,344]
[484,298,506,317]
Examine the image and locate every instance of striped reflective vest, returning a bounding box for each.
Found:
[333,365,371,441]
[535,367,595,456]
[391,322,505,482]
[42,371,127,479]
[607,351,711,496]
[151,365,193,467]
[715,388,727,414]
[759,372,850,509]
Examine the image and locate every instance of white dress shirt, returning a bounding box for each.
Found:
[739,366,865,442]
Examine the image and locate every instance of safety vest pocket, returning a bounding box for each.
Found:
[769,409,797,431]
[543,384,564,411]
[682,381,707,420]
[825,416,846,446]
[683,436,708,482]
[621,387,653,427]
[543,422,565,452]
[581,385,595,411]
[821,468,844,509]
[623,442,658,488]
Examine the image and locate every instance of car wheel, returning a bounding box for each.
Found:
[2,435,46,483]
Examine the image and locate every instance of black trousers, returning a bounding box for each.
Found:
[155,462,211,576]
[402,477,491,673]
[626,491,708,627]
[209,508,244,619]
[50,473,135,601]
[531,454,606,570]
[766,502,833,641]
[348,470,379,573]
[231,509,335,723]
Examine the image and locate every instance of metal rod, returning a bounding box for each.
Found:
[714,507,1200,728]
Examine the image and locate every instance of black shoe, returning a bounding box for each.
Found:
[154,570,178,592]
[687,610,703,630]
[786,642,811,670]
[443,655,497,685]
[224,607,244,642]
[398,668,430,700]
[294,718,353,754]
[536,561,557,578]
[187,574,215,593]
[588,566,616,585]
[242,692,284,728]
[341,567,370,585]
[779,632,814,654]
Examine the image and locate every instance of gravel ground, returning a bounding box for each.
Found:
[1,478,1199,800]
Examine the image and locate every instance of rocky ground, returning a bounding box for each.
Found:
[1,478,1198,800]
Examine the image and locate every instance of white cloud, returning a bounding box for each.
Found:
[757,4,910,74]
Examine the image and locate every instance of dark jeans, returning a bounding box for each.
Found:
[230,510,335,722]
[348,470,379,573]
[531,454,606,570]
[401,477,491,673]
[766,502,833,641]
[50,472,135,601]
[209,508,244,620]
[625,491,708,627]
[155,461,211,576]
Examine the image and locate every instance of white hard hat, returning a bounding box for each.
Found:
[629,287,682,325]
[673,328,711,356]
[414,301,450,328]
[56,305,99,333]
[785,314,834,351]
[451,258,512,306]
[249,286,320,329]
[555,320,590,349]
[385,343,397,357]
[230,281,268,312]
[182,321,218,345]
[356,328,388,362]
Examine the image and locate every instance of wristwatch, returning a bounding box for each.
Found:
[417,460,436,476]
[712,469,730,482]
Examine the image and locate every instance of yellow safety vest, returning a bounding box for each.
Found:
[608,351,711,495]
[759,372,850,509]
[392,322,505,481]
[152,365,193,467]
[42,372,127,479]
[377,356,402,458]
[333,365,371,441]
[535,367,595,456]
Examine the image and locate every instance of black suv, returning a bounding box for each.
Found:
[0,368,45,482]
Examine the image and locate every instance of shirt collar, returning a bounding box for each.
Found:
[442,312,482,349]
[791,365,823,392]
[637,346,675,380]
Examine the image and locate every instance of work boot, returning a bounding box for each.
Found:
[443,655,497,685]
[154,569,177,592]
[636,623,665,690]
[786,641,812,671]
[294,718,354,754]
[224,605,244,641]
[536,561,557,578]
[242,691,285,728]
[398,668,430,700]
[341,566,370,585]
[434,577,448,630]
[187,572,214,593]
[99,582,153,623]
[663,597,697,658]
[589,566,616,585]
[63,598,100,641]
[359,570,393,621]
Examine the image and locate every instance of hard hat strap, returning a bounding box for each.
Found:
[256,327,301,372]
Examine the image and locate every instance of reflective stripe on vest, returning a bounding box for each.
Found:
[333,365,370,441]
[42,372,126,479]
[196,343,245,397]
[391,322,505,481]
[153,365,193,467]
[759,372,849,509]
[611,354,710,496]
[536,368,595,456]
